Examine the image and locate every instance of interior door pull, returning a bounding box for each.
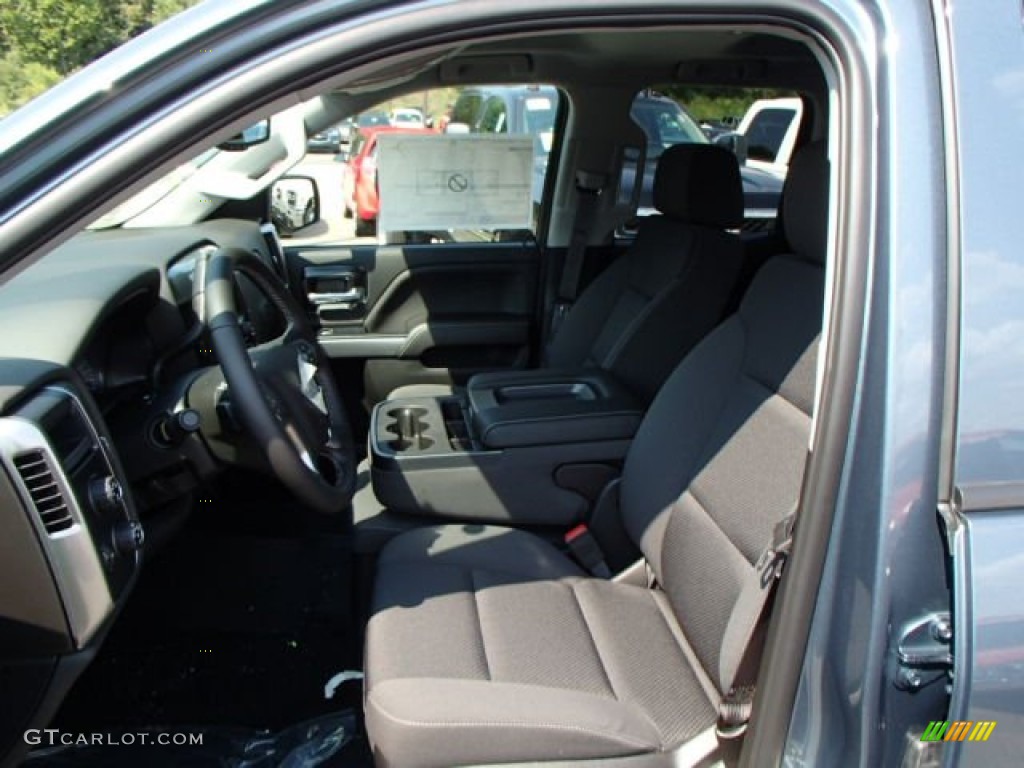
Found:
[308,288,365,305]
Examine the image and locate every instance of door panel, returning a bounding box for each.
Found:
[284,242,540,405]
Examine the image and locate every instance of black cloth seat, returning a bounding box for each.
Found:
[390,143,746,404]
[365,145,830,767]
[367,526,720,766]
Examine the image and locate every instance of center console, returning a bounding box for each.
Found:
[369,369,643,524]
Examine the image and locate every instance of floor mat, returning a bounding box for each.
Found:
[54,531,363,732]
[43,476,375,765]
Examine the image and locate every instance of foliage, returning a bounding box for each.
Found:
[0,4,787,125]
[0,51,62,115]
[0,0,122,76]
[0,0,201,113]
[663,86,793,124]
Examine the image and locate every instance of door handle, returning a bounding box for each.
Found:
[308,287,365,305]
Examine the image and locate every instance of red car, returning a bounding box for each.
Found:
[342,124,435,236]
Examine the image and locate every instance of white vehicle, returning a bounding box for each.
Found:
[736,96,802,179]
[388,107,425,127]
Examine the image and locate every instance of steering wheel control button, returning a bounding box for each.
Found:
[155,408,202,446]
[113,520,145,555]
[88,475,125,516]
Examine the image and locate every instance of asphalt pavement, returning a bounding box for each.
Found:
[283,152,370,246]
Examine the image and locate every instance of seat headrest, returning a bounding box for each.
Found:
[781,142,830,264]
[653,144,743,229]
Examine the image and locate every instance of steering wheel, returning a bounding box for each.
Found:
[200,246,355,513]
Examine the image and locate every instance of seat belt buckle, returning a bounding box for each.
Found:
[548,300,571,341]
[564,524,611,578]
[575,170,606,196]
[755,514,796,587]
[716,684,755,740]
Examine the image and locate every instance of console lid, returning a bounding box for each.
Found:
[467,369,643,449]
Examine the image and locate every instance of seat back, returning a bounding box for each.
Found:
[620,144,830,693]
[545,144,745,402]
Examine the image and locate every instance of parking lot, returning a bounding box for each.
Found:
[284,152,368,245]
[286,148,494,246]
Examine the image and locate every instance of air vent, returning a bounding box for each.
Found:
[13,450,74,534]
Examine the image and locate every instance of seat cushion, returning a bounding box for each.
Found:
[366,525,720,768]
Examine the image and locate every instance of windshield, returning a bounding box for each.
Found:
[88,147,220,229]
[358,112,390,127]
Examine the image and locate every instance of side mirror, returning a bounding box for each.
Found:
[714,132,748,165]
[269,176,321,236]
[444,122,471,135]
[218,119,271,151]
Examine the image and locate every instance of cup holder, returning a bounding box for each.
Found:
[385,406,434,451]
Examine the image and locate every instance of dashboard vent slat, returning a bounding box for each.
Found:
[13,450,74,534]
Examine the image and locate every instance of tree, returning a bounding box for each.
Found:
[0,0,203,113]
[0,52,62,115]
[119,0,200,36]
[662,86,791,123]
[0,0,123,76]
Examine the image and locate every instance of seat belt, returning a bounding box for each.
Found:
[549,171,605,341]
[564,524,612,579]
[716,512,796,741]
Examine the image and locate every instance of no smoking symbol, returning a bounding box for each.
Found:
[447,173,469,192]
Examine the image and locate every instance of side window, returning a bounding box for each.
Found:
[629,91,707,158]
[743,107,793,162]
[618,86,796,235]
[622,89,713,217]
[313,86,563,246]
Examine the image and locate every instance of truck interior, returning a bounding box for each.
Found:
[0,13,902,768]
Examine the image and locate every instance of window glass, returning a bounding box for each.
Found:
[621,86,797,233]
[286,85,561,246]
[626,90,711,215]
[743,107,793,162]
[630,96,708,158]
[357,111,390,128]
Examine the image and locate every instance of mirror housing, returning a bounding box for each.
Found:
[218,120,271,151]
[269,176,321,236]
[714,132,748,165]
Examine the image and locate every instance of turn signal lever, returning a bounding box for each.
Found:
[154,408,202,447]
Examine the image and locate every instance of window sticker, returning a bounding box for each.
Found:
[377,134,534,231]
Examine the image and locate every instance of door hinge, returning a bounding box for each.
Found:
[894,612,953,692]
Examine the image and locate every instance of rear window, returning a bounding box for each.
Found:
[629,97,708,157]
[744,107,794,162]
[616,86,793,234]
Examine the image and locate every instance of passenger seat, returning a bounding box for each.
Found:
[364,142,831,767]
[389,143,746,403]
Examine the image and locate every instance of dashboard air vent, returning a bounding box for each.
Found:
[13,450,74,534]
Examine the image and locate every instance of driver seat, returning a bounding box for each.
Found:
[364,145,829,767]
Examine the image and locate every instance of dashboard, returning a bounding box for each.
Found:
[0,219,286,762]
